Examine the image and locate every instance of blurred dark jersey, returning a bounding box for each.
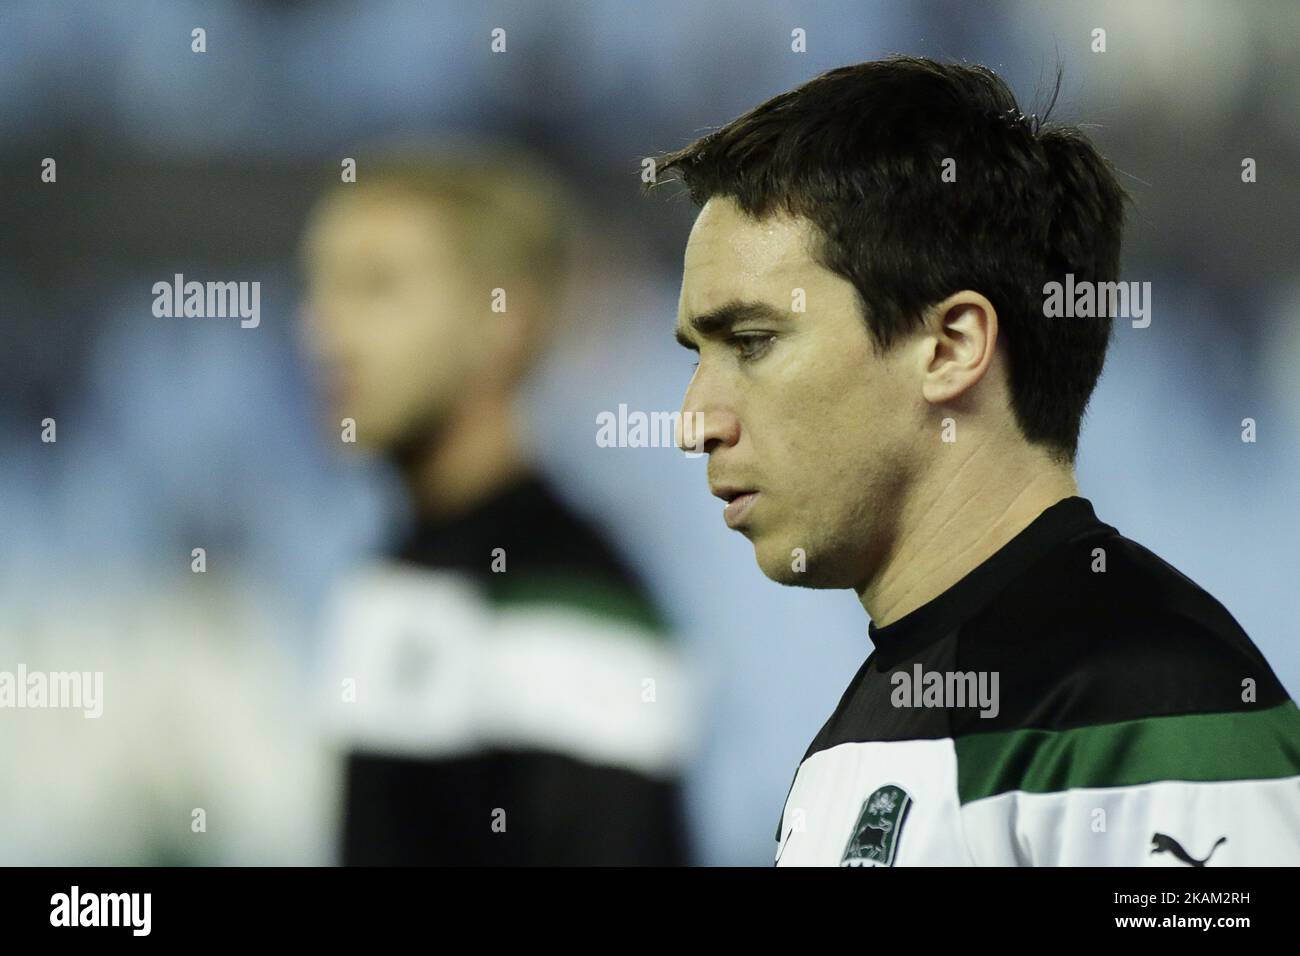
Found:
[321,474,691,865]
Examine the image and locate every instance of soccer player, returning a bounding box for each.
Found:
[652,57,1300,866]
[301,142,691,865]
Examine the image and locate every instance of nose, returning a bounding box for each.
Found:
[678,371,740,455]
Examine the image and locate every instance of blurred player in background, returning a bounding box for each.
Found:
[300,141,692,865]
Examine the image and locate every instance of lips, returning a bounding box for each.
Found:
[711,485,759,529]
[710,485,754,504]
[723,491,758,528]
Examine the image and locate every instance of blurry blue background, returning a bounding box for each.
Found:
[1,0,1297,864]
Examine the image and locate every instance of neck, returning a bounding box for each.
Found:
[858,438,1079,628]
[399,393,531,521]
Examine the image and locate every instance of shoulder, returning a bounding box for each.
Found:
[396,476,671,637]
[957,525,1289,733]
[952,525,1299,803]
[484,479,671,635]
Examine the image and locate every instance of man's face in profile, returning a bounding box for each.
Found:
[300,189,486,449]
[676,197,922,589]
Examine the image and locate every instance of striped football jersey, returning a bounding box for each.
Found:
[775,496,1300,866]
[320,473,693,864]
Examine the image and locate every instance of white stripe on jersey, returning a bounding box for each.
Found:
[960,775,1300,866]
[777,739,973,866]
[777,738,1300,866]
[318,563,693,777]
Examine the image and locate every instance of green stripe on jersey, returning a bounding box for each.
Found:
[485,573,669,637]
[957,699,1300,804]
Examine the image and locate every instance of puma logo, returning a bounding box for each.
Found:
[1150,832,1226,867]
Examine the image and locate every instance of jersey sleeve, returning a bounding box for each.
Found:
[956,698,1300,866]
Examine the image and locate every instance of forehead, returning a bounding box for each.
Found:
[680,197,823,309]
[305,189,458,265]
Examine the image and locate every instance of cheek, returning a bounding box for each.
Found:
[771,349,893,518]
[416,276,487,359]
[368,280,464,372]
[773,343,877,453]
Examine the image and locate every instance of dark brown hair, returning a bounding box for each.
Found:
[650,56,1129,461]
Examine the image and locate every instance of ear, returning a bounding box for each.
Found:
[919,291,998,406]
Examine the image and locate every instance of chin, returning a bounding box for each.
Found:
[753,538,844,589]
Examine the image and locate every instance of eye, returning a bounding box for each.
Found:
[731,332,776,361]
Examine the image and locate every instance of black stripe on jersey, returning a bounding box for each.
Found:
[800,497,1290,756]
[395,472,668,634]
[344,750,690,865]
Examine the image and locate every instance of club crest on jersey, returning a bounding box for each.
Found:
[841,784,912,867]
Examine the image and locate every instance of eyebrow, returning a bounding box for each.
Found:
[674,300,786,351]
